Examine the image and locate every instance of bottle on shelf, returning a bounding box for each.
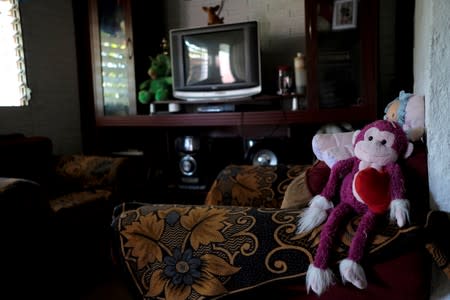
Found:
[277,65,292,95]
[294,52,307,95]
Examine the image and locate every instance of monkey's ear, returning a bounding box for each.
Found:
[404,142,414,159]
[202,6,208,12]
[352,130,361,145]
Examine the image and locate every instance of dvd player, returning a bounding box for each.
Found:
[195,104,235,113]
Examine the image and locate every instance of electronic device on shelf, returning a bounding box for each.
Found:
[174,135,207,190]
[169,21,261,102]
[195,103,235,113]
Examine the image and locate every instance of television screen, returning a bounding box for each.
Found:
[170,21,261,101]
[183,29,247,86]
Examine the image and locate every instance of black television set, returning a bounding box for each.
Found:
[169,21,261,101]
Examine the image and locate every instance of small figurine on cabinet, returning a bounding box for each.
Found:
[202,2,224,25]
[138,49,172,105]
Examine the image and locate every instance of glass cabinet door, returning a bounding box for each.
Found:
[316,0,360,108]
[305,0,377,114]
[89,0,136,116]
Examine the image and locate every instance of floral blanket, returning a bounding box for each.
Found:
[111,202,421,300]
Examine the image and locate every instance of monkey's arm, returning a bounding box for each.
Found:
[297,157,356,233]
[320,157,356,200]
[386,163,410,227]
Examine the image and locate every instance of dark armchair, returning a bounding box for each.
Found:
[0,134,135,297]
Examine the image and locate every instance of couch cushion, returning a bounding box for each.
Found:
[49,189,112,213]
[51,155,129,192]
[111,202,425,300]
[280,167,311,209]
[0,177,51,215]
[205,164,309,208]
[281,160,330,209]
[223,247,430,300]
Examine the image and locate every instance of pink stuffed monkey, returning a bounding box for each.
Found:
[297,120,414,296]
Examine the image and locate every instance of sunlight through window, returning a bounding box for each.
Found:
[0,0,30,106]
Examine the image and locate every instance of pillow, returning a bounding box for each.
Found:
[281,168,311,209]
[281,161,330,209]
[312,131,355,168]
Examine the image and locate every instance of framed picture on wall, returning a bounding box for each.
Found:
[332,0,357,30]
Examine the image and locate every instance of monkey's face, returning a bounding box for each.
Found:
[354,127,398,166]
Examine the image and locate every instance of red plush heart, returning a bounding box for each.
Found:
[354,168,391,214]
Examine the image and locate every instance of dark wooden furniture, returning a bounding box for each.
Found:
[77,0,378,130]
[74,0,380,201]
[304,0,378,121]
[88,0,137,117]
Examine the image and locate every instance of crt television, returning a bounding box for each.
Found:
[169,21,261,101]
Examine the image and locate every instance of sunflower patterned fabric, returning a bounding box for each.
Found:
[205,164,310,208]
[111,202,422,300]
[48,154,131,212]
[110,141,447,299]
[52,154,129,191]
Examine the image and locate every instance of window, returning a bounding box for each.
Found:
[0,0,30,106]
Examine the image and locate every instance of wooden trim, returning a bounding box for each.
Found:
[88,0,137,117]
[95,106,373,127]
[360,0,378,120]
[88,0,105,117]
[123,0,137,115]
[304,0,378,121]
[304,0,319,112]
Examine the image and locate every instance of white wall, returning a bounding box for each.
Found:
[165,0,305,44]
[414,0,450,299]
[0,0,82,155]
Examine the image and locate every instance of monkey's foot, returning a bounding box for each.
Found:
[339,258,367,289]
[305,264,335,296]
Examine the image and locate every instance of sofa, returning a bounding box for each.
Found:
[110,139,450,299]
[0,134,136,298]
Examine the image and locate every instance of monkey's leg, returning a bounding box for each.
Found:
[306,202,352,295]
[339,210,377,289]
[314,202,353,268]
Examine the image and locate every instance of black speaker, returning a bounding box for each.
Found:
[244,138,288,166]
[174,136,206,190]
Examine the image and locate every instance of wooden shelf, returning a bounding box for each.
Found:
[95,93,374,128]
[151,93,305,105]
[95,105,374,127]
